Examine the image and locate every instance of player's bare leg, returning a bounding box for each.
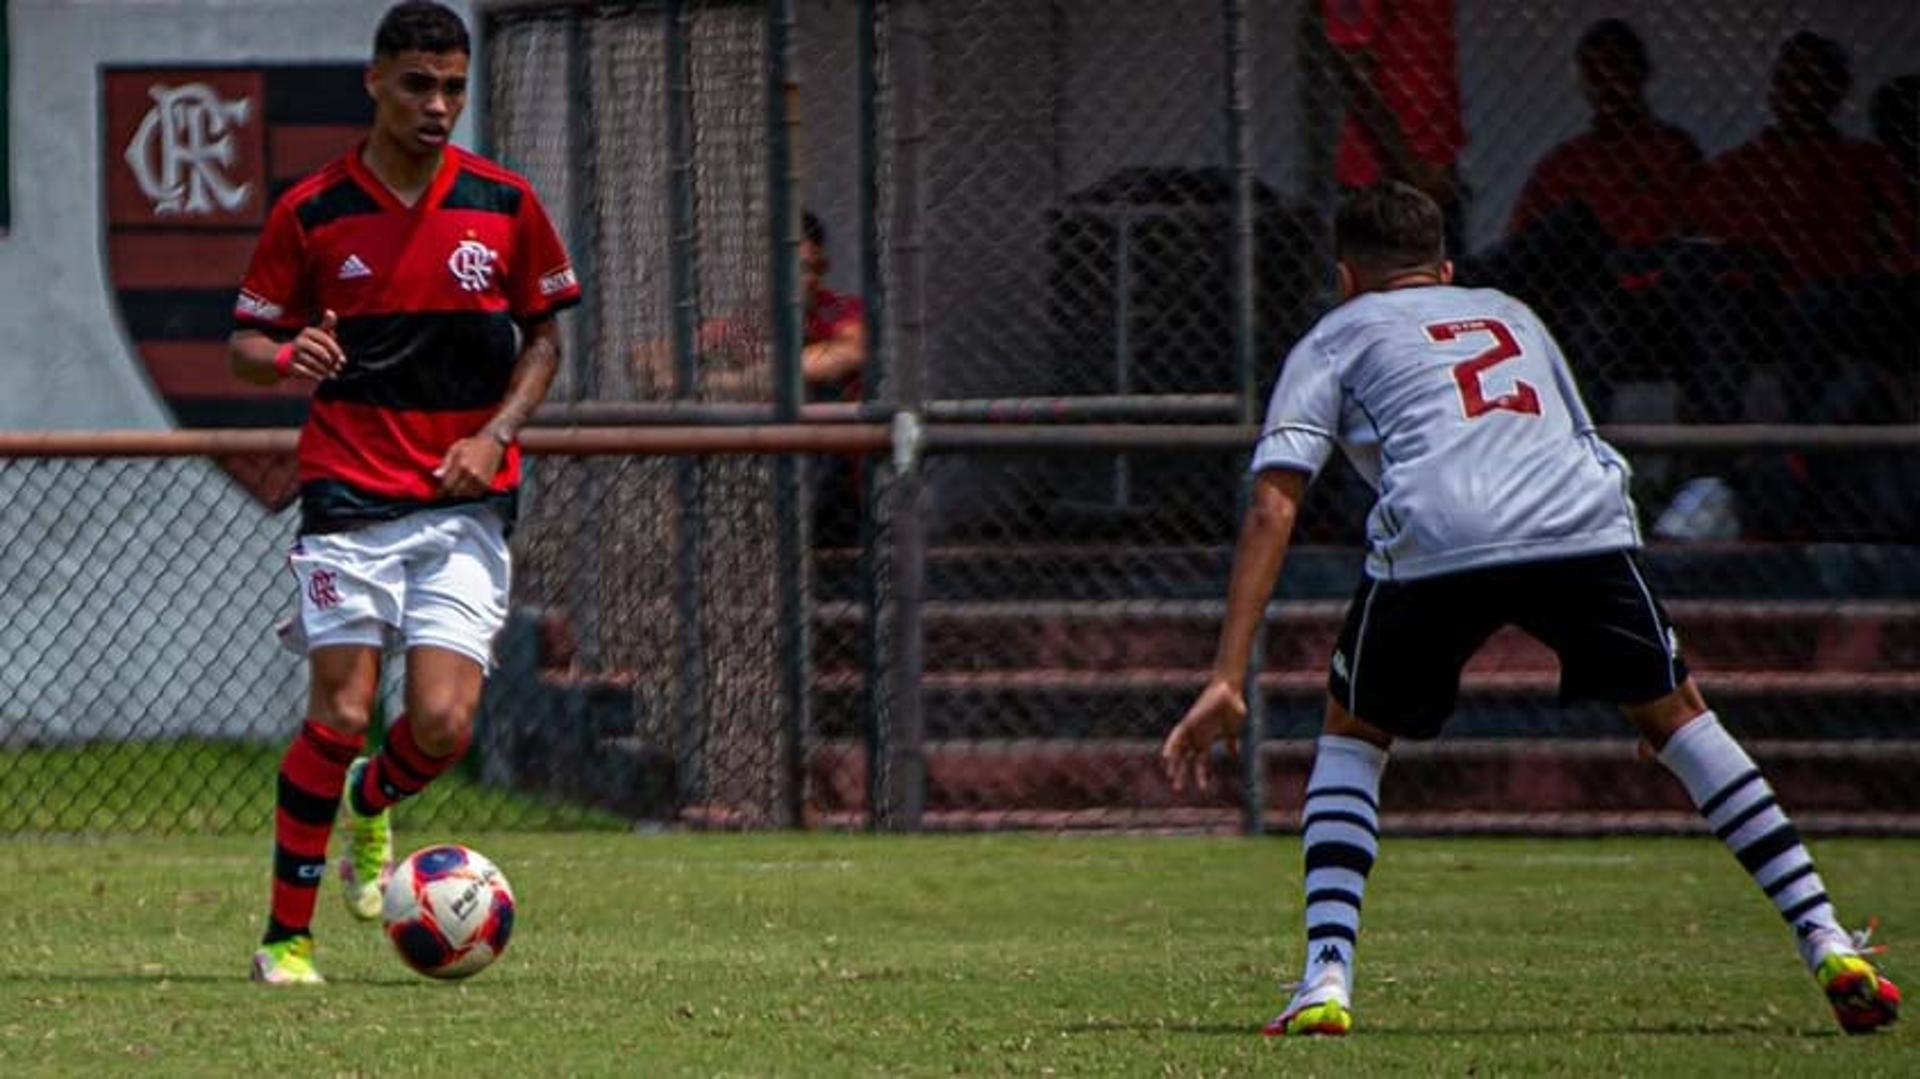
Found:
[1625,678,1900,1033]
[346,646,484,814]
[253,646,380,984]
[341,646,486,917]
[1266,698,1393,1037]
[402,645,486,758]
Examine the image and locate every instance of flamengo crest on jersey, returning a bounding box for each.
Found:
[1250,285,1641,581]
[232,145,582,530]
[447,240,497,291]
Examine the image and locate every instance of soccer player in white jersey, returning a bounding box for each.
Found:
[1160,182,1900,1037]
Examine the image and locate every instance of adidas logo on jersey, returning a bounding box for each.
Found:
[337,254,373,280]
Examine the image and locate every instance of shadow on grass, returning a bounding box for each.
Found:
[1357,1020,1839,1039]
[1062,1018,1842,1040]
[1060,1019,1258,1038]
[0,971,434,989]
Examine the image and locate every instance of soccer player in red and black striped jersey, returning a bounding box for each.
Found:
[229,1,581,985]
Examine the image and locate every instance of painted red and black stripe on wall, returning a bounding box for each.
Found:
[103,64,370,504]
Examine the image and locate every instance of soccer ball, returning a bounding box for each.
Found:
[381,844,516,980]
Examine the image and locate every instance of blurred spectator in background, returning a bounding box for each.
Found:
[1479,19,1701,421]
[1680,32,1913,423]
[793,211,868,547]
[795,211,868,407]
[1866,73,1920,424]
[1319,0,1468,252]
[632,211,866,404]
[1666,37,1917,542]
[631,212,868,546]
[1508,20,1700,255]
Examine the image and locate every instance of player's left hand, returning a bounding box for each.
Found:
[1162,678,1247,794]
[433,436,505,498]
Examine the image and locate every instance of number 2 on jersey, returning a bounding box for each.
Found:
[1425,318,1541,419]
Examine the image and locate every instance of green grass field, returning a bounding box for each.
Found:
[1,832,1913,1076]
[0,741,623,833]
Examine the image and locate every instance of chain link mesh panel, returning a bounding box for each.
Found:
[5,0,1915,834]
[491,2,809,827]
[0,458,620,832]
[818,446,1920,833]
[842,0,1919,829]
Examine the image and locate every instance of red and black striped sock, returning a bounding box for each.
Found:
[263,720,364,945]
[348,713,471,817]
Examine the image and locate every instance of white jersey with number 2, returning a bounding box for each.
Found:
[1251,285,1641,581]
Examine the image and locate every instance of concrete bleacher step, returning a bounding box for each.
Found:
[801,738,1920,828]
[813,598,1920,674]
[813,542,1920,605]
[808,596,1920,739]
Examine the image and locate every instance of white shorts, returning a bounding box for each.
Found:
[278,504,511,671]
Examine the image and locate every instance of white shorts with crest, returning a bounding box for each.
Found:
[277,503,510,671]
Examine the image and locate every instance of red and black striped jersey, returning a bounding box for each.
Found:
[233,143,581,533]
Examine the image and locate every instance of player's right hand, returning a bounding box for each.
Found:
[282,309,347,381]
[1162,678,1248,794]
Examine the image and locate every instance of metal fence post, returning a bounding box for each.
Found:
[878,0,929,832]
[564,7,600,404]
[1224,0,1267,836]
[766,0,809,829]
[857,0,890,832]
[664,0,708,809]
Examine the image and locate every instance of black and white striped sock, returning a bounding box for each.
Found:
[1297,735,1387,987]
[1659,712,1842,956]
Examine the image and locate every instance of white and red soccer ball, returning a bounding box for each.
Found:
[381,844,516,980]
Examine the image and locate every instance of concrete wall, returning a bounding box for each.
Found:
[0,0,477,431]
[0,1,475,741]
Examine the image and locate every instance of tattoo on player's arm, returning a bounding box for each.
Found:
[488,320,564,444]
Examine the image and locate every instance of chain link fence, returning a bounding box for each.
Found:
[1,0,1914,833]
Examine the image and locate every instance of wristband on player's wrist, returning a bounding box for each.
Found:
[273,342,296,378]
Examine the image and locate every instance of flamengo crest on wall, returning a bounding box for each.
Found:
[102,64,371,506]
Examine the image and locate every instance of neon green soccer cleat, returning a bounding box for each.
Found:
[1264,963,1354,1037]
[250,935,323,985]
[1263,998,1353,1038]
[338,757,393,922]
[1817,952,1901,1034]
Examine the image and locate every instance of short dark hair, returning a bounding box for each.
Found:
[802,210,827,250]
[1335,181,1445,277]
[375,1,470,60]
[1577,19,1649,80]
[1777,31,1850,95]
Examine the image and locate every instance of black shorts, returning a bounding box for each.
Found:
[1326,549,1688,739]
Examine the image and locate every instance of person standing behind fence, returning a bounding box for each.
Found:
[1159,182,1900,1038]
[631,211,867,403]
[630,211,868,544]
[1492,19,1700,421]
[228,0,581,985]
[1318,0,1467,251]
[1680,33,1914,425]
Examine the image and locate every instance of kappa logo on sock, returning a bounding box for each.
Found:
[296,863,325,881]
[1315,944,1345,966]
